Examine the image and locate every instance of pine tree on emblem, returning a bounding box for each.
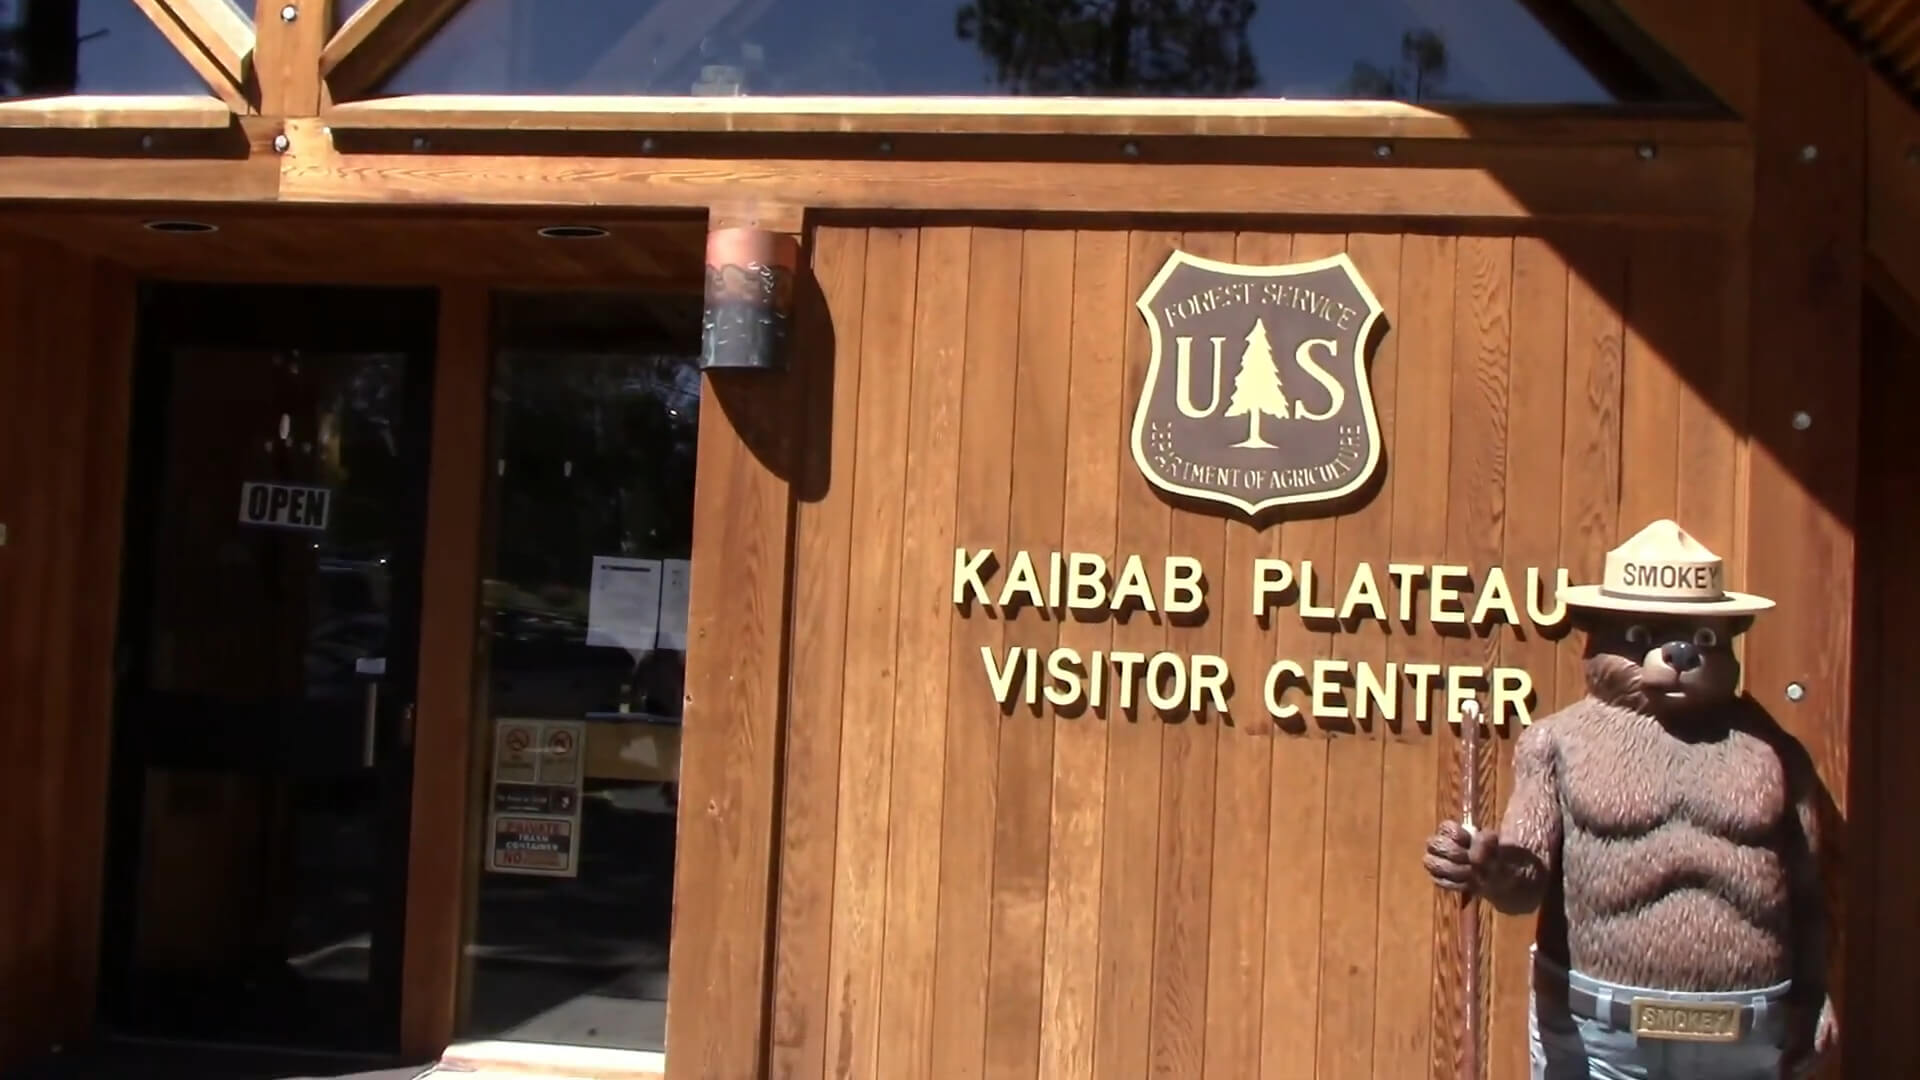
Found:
[1225,318,1289,448]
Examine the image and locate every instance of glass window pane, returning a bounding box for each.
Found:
[461,290,702,1054]
[376,0,1697,103]
[333,0,371,34]
[2,0,212,98]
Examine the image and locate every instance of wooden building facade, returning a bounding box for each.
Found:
[0,1,1917,1078]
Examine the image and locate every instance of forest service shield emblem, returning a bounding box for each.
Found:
[1131,249,1386,517]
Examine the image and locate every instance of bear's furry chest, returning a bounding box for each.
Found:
[1553,707,1788,843]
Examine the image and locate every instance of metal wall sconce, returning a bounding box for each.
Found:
[700,225,799,372]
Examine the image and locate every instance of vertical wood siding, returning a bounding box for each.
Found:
[770,221,1767,1080]
[0,244,135,1061]
[1853,293,1920,1080]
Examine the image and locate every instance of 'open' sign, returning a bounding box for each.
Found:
[238,482,332,531]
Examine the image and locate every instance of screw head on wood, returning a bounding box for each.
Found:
[279,3,297,21]
[411,135,430,151]
[139,134,155,150]
[640,136,658,153]
[1792,410,1812,431]
[1799,144,1819,162]
[1785,682,1807,703]
[877,138,893,154]
[1636,143,1657,160]
[1374,142,1393,159]
[1121,140,1141,158]
[272,133,290,153]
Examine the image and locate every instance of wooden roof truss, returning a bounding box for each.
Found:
[131,0,255,114]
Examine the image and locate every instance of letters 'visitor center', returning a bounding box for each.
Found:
[0,0,1917,1076]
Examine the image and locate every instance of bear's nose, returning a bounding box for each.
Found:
[1660,641,1701,672]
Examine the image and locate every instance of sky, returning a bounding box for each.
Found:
[6,0,1635,104]
[383,0,1625,102]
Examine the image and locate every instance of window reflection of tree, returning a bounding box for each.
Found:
[954,0,1260,96]
[1,0,99,97]
[304,353,404,702]
[492,351,699,627]
[316,353,403,561]
[1340,26,1455,102]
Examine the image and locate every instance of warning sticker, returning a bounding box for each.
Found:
[490,815,575,874]
[487,718,586,877]
[539,724,581,786]
[494,722,540,784]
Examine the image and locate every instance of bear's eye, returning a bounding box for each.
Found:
[1693,627,1719,649]
[1625,625,1651,647]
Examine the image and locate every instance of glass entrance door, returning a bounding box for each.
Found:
[101,283,439,1053]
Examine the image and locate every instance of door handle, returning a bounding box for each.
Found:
[362,681,380,768]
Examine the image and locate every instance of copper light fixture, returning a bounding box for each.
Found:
[699,226,798,372]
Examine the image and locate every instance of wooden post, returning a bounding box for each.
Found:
[662,206,805,1080]
[398,285,491,1057]
[1744,1,1865,1075]
[253,0,330,116]
[1867,80,1920,327]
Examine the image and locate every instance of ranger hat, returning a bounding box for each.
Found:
[1558,519,1775,616]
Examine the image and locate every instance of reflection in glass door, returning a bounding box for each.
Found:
[458,290,701,1053]
[102,284,438,1053]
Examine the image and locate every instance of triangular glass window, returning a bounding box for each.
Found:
[2,0,213,99]
[373,0,1708,104]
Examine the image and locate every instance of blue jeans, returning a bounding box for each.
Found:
[1529,948,1793,1080]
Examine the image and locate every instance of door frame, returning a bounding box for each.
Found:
[79,254,703,1064]
[394,284,493,1057]
[97,281,442,1054]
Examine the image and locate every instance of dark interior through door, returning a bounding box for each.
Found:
[100,283,439,1054]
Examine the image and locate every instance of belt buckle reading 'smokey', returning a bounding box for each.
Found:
[1629,997,1742,1043]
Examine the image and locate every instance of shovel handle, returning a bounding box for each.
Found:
[1460,696,1484,1080]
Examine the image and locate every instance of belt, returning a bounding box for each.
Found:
[1535,958,1789,1044]
[1564,983,1767,1041]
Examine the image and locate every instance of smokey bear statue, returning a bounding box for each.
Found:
[1424,519,1836,1080]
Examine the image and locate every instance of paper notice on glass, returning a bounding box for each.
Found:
[658,558,692,650]
[586,556,662,650]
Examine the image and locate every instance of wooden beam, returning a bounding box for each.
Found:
[661,210,801,1080]
[1739,0,1864,1071]
[1869,252,1920,339]
[277,119,1750,226]
[0,116,280,202]
[710,200,805,235]
[398,284,490,1059]
[1607,0,1760,116]
[321,0,468,102]
[0,158,276,202]
[319,95,1745,143]
[0,96,234,130]
[1868,76,1920,320]
[253,0,330,116]
[1517,0,1712,103]
[130,0,254,113]
[165,0,255,89]
[321,0,407,68]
